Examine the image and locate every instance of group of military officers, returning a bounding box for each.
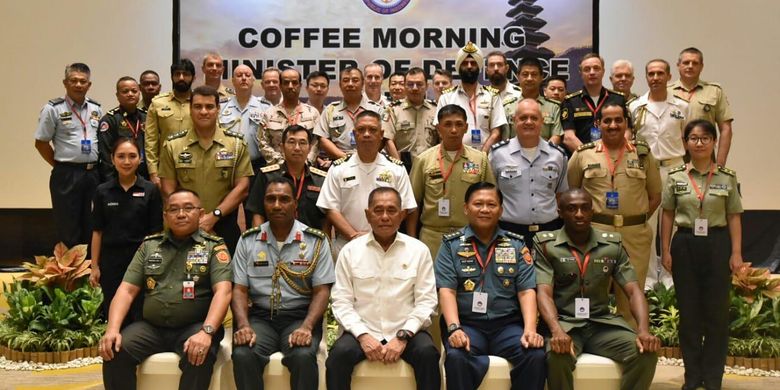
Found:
[36,40,735,390]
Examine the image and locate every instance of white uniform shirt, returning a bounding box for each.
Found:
[629,92,689,161]
[435,84,507,149]
[332,232,437,340]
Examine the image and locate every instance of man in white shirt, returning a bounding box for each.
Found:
[326,187,440,390]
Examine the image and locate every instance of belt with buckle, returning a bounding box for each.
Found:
[58,161,97,170]
[660,157,684,167]
[592,213,647,227]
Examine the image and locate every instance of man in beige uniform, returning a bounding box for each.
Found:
[202,52,234,100]
[383,67,438,170]
[259,68,320,164]
[158,85,253,253]
[669,47,734,166]
[630,59,689,288]
[504,57,563,144]
[567,103,661,328]
[408,104,494,258]
[145,59,196,186]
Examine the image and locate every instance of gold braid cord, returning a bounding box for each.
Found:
[269,237,323,318]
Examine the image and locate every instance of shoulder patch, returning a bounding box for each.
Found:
[669,164,686,174]
[143,233,164,241]
[577,142,596,152]
[491,139,510,150]
[564,90,583,100]
[534,231,557,243]
[504,231,525,242]
[260,164,281,173]
[484,85,499,95]
[443,231,465,241]
[718,166,736,176]
[48,97,65,106]
[332,154,351,166]
[548,141,567,156]
[241,226,262,238]
[167,130,188,140]
[86,97,101,106]
[304,227,327,239]
[441,86,456,94]
[309,167,327,177]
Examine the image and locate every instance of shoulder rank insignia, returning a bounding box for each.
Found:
[705,81,722,89]
[389,99,403,107]
[599,231,622,243]
[717,166,736,176]
[669,164,686,174]
[86,97,101,106]
[309,167,327,177]
[505,231,525,242]
[48,97,65,106]
[304,227,327,239]
[388,155,404,166]
[223,129,243,138]
[577,142,596,152]
[241,226,262,238]
[443,230,465,241]
[441,86,456,94]
[167,130,188,140]
[143,232,164,241]
[534,231,557,243]
[260,164,281,174]
[548,141,567,156]
[332,154,351,166]
[484,85,499,95]
[202,232,223,242]
[564,90,583,100]
[503,95,519,106]
[607,89,625,97]
[107,107,120,115]
[491,139,510,150]
[632,139,650,156]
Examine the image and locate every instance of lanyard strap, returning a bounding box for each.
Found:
[286,104,303,125]
[67,100,88,139]
[467,93,478,129]
[584,90,609,115]
[602,143,626,189]
[437,145,463,195]
[687,163,715,216]
[345,106,364,123]
[472,240,497,290]
[123,116,141,139]
[569,248,591,296]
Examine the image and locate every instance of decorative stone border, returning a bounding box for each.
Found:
[0,346,98,364]
[659,357,780,377]
[0,356,102,371]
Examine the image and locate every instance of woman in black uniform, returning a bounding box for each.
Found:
[90,137,163,323]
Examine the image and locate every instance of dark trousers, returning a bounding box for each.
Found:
[99,244,143,326]
[214,210,240,255]
[50,163,98,248]
[243,159,264,228]
[232,310,321,390]
[443,320,545,390]
[102,321,224,390]
[326,331,440,390]
[499,218,563,245]
[672,227,731,390]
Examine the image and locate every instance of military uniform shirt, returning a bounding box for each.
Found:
[504,95,563,141]
[490,138,569,225]
[567,140,661,216]
[217,84,235,101]
[92,176,163,246]
[313,98,383,154]
[629,93,688,161]
[245,163,327,230]
[498,84,523,135]
[434,84,507,149]
[233,220,334,310]
[157,126,254,212]
[219,95,271,163]
[259,102,320,164]
[382,98,439,156]
[561,88,627,144]
[98,106,148,181]
[410,144,494,229]
[533,227,636,332]
[316,153,416,233]
[669,79,733,126]
[35,96,102,163]
[435,226,536,322]
[123,229,232,328]
[661,165,743,228]
[144,92,193,175]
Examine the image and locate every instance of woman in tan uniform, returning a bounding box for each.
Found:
[660,119,744,390]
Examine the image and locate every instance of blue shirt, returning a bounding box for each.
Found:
[35,96,102,163]
[219,95,271,162]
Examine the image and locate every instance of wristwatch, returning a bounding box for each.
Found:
[447,323,462,335]
[212,208,222,218]
[395,329,413,341]
[201,324,215,335]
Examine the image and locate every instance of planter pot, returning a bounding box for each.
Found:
[735,357,745,367]
[58,351,69,363]
[726,356,735,366]
[90,346,98,357]
[74,348,84,359]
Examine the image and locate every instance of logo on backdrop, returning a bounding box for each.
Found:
[363,0,411,15]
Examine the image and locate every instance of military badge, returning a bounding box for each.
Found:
[178,151,193,163]
[462,161,480,175]
[146,277,156,290]
[377,170,393,183]
[502,279,511,288]
[216,249,230,263]
[463,279,475,292]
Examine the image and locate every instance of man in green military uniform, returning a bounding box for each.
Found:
[100,189,233,390]
[231,177,334,390]
[409,104,495,259]
[567,103,661,329]
[159,85,254,253]
[145,59,196,186]
[503,57,563,144]
[534,189,659,390]
[669,47,734,166]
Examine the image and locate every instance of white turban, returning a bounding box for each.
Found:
[455,41,484,71]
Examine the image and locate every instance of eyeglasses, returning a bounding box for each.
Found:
[165,206,200,214]
[687,136,713,145]
[284,140,310,148]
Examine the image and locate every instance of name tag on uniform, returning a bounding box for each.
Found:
[575,297,590,318]
[495,247,517,264]
[500,167,519,179]
[182,281,195,300]
[216,150,235,160]
[132,192,145,197]
[472,291,488,314]
[694,218,708,236]
[438,198,450,217]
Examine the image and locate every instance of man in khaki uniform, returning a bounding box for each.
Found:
[504,57,563,144]
[145,59,196,186]
[669,47,734,166]
[609,60,638,102]
[408,104,495,258]
[159,86,253,253]
[258,68,319,164]
[567,103,661,328]
[202,52,234,100]
[100,189,233,390]
[383,67,439,171]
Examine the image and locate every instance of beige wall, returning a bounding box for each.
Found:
[1,0,777,209]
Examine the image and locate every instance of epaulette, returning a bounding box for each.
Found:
[626,96,638,106]
[441,86,456,94]
[503,95,520,106]
[107,107,120,115]
[260,164,281,174]
[201,232,223,242]
[669,165,686,174]
[564,90,582,100]
[597,231,622,243]
[86,97,101,106]
[443,230,464,241]
[491,139,510,150]
[577,142,596,152]
[241,226,262,238]
[548,140,567,156]
[510,84,522,92]
[143,232,164,241]
[327,100,341,107]
[388,155,404,166]
[672,94,689,103]
[425,98,436,105]
[332,154,351,166]
[704,81,722,89]
[138,106,148,114]
[167,130,188,140]
[534,231,557,243]
[48,97,65,106]
[504,231,525,242]
[219,97,230,104]
[223,129,243,138]
[304,227,327,239]
[225,87,235,95]
[309,167,327,177]
[153,91,173,100]
[607,89,625,97]
[484,85,499,95]
[389,99,403,107]
[717,166,736,176]
[632,139,650,156]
